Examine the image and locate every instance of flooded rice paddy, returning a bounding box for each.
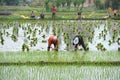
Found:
[0,20,120,80]
[0,20,119,51]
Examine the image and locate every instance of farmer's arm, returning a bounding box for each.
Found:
[79,36,87,51]
[47,39,52,51]
[52,39,58,51]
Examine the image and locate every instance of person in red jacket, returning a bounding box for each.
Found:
[114,9,118,17]
[47,35,58,51]
[52,6,57,19]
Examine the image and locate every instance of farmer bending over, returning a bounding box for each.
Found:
[48,35,58,51]
[73,35,86,51]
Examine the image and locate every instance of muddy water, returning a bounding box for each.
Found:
[0,20,119,51]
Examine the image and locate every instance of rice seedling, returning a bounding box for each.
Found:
[22,43,29,51]
[96,43,106,51]
[103,34,106,40]
[30,37,38,47]
[42,34,45,39]
[11,34,18,42]
[32,29,37,37]
[0,36,4,45]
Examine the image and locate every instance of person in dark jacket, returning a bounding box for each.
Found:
[30,11,35,19]
[40,11,44,19]
[77,10,82,20]
[73,35,86,51]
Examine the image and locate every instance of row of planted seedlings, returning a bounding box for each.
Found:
[84,20,106,51]
[21,20,52,51]
[21,20,119,51]
[0,20,51,51]
[88,20,119,51]
[0,21,14,45]
[61,20,94,51]
[98,20,119,51]
[85,20,119,51]
[50,20,91,51]
[52,20,119,51]
[0,20,119,51]
[0,20,108,51]
[0,20,88,51]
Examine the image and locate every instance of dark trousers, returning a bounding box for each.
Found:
[52,12,56,19]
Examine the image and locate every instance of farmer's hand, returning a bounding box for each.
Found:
[52,47,58,51]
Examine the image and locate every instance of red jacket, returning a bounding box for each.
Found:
[52,7,56,13]
[48,35,58,49]
[114,9,118,14]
